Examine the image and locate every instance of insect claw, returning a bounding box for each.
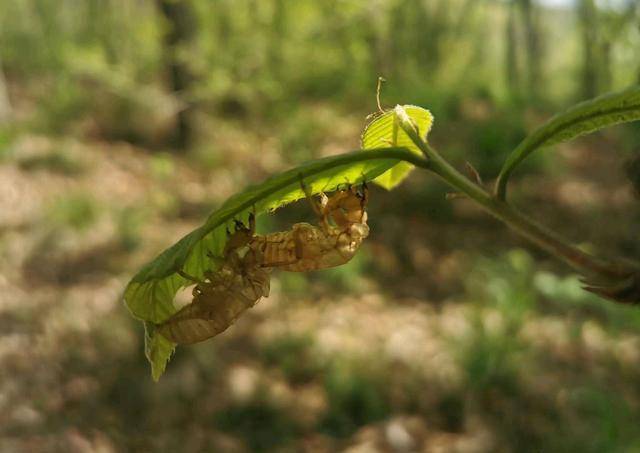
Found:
[248,211,256,233]
[234,219,245,232]
[177,270,204,284]
[298,174,310,193]
[300,178,327,220]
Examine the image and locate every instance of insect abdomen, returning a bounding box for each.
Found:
[158,269,270,344]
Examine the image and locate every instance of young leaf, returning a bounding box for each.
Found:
[497,86,640,199]
[124,147,428,380]
[361,105,433,189]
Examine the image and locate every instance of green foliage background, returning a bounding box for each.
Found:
[1,0,640,451]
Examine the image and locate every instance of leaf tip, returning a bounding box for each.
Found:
[144,322,176,382]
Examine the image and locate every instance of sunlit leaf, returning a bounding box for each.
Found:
[144,322,175,381]
[497,86,640,199]
[361,105,433,189]
[123,147,428,380]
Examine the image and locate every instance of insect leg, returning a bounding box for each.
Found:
[177,269,205,285]
[357,182,369,221]
[299,177,330,231]
[248,208,256,234]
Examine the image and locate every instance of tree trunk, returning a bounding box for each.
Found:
[157,0,196,151]
[518,0,542,102]
[505,0,521,102]
[269,0,286,81]
[634,2,640,84]
[0,59,12,124]
[578,0,599,99]
[600,40,612,93]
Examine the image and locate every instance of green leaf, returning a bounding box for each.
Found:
[497,86,640,199]
[124,147,427,380]
[361,105,433,189]
[144,322,175,382]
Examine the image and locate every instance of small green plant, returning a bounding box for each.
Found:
[215,393,299,452]
[260,333,320,384]
[18,149,85,175]
[125,84,640,380]
[48,194,99,231]
[116,206,147,252]
[320,358,391,437]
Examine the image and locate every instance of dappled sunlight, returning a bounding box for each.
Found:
[1,0,640,450]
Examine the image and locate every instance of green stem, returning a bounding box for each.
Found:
[495,103,640,201]
[395,109,633,280]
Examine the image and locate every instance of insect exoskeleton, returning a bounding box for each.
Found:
[157,218,271,345]
[321,184,369,229]
[250,184,370,272]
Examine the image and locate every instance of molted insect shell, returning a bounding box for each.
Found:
[249,185,370,272]
[288,223,369,271]
[157,266,270,344]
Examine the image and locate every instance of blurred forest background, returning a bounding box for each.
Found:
[1,0,640,452]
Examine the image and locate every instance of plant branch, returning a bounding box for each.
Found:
[394,107,635,281]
